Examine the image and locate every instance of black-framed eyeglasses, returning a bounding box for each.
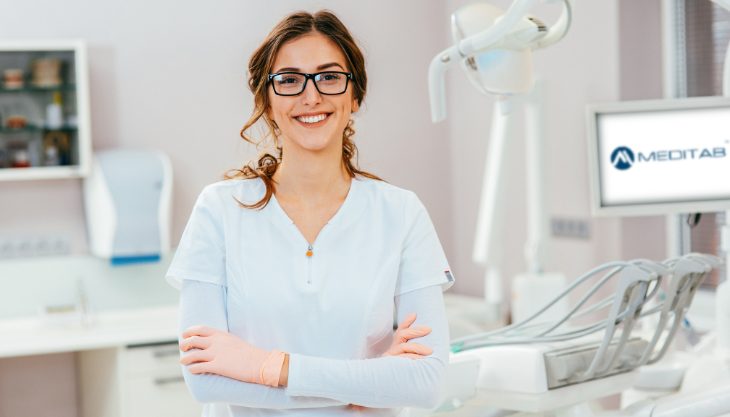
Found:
[268,71,352,96]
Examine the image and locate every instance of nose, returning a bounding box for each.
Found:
[300,77,322,106]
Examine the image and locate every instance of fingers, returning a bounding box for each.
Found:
[182,325,219,339]
[180,348,215,366]
[395,353,427,360]
[397,326,431,341]
[179,335,213,352]
[393,325,431,345]
[387,342,433,357]
[397,313,417,330]
[188,361,216,374]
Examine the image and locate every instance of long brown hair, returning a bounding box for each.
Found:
[226,10,382,209]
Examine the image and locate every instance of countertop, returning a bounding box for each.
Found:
[0,304,179,358]
[0,253,180,358]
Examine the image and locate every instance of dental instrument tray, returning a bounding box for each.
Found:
[448,253,722,402]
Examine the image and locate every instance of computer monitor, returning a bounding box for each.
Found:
[586,96,730,217]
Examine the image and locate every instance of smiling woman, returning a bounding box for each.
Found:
[225,11,381,210]
[167,10,454,417]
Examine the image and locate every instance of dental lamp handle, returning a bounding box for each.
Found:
[428,45,462,123]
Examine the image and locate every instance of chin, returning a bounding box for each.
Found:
[288,132,340,152]
[298,140,336,152]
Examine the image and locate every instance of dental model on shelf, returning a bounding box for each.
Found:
[412,253,729,417]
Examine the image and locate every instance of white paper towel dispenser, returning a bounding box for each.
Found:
[83,149,172,265]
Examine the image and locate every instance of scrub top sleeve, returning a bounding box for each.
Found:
[166,186,227,290]
[394,193,454,296]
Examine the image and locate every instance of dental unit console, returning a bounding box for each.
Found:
[434,254,724,414]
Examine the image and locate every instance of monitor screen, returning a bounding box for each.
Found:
[587,97,730,216]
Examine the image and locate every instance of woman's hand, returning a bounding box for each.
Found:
[381,313,433,360]
[179,325,285,386]
[345,315,434,410]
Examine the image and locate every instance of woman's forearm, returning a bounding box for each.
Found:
[179,279,449,409]
[179,279,346,409]
[284,285,449,408]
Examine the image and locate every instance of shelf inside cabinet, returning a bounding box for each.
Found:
[0,125,78,134]
[0,165,85,181]
[0,83,76,93]
[0,40,91,181]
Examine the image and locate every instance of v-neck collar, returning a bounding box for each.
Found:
[269,177,360,227]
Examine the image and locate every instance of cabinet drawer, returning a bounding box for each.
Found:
[125,342,182,375]
[125,372,203,417]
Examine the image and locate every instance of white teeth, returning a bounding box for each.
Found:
[297,114,328,124]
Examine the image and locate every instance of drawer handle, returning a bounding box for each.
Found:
[154,376,186,385]
[153,349,180,358]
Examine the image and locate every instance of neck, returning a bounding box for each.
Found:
[272,139,351,202]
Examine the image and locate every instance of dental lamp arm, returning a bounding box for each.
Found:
[535,0,573,49]
[457,0,540,56]
[429,0,540,122]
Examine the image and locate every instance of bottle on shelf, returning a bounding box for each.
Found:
[11,149,30,168]
[46,91,64,130]
[44,145,60,166]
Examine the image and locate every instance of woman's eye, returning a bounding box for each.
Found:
[321,73,340,81]
[316,73,342,84]
[274,74,304,87]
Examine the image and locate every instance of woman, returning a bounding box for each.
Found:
[167,10,453,416]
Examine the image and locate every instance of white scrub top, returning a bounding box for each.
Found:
[166,177,454,411]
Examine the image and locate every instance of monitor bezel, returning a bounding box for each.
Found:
[586,96,730,217]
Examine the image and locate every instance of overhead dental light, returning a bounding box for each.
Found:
[429,0,572,122]
[427,0,574,322]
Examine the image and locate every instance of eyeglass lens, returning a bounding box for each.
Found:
[272,72,348,95]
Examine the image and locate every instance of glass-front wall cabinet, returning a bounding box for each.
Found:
[0,41,91,181]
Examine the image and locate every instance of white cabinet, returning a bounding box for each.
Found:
[78,343,204,417]
[0,40,92,181]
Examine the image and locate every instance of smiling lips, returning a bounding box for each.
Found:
[295,113,330,124]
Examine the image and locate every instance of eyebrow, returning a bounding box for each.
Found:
[274,62,345,73]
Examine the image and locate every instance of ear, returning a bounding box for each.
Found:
[351,99,359,113]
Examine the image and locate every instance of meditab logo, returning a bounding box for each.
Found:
[610,145,726,171]
[611,147,634,170]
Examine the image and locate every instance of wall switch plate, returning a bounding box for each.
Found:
[551,218,591,239]
[0,234,70,259]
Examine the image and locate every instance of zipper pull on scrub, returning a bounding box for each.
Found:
[306,245,313,284]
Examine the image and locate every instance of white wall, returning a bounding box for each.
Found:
[618,0,667,262]
[443,0,623,302]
